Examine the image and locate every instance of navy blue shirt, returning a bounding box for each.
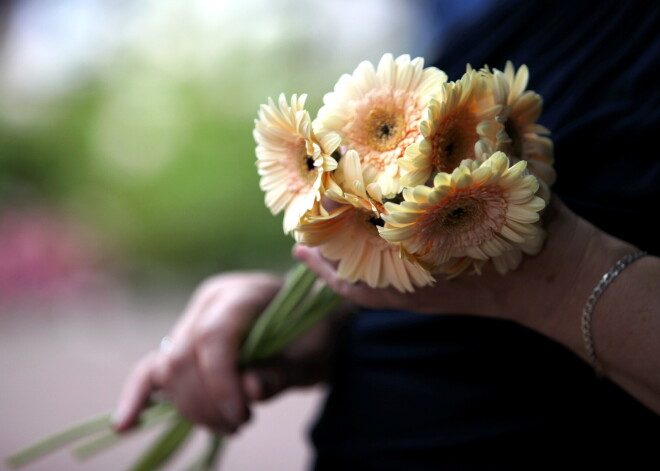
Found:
[311,1,660,469]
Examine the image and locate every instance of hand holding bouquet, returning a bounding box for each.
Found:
[8,54,555,470]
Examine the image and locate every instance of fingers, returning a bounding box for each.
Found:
[159,346,245,434]
[115,273,283,435]
[294,245,354,296]
[113,352,161,432]
[293,245,397,309]
[167,277,225,349]
[193,301,250,428]
[242,362,292,402]
[241,314,347,403]
[117,272,317,435]
[188,284,279,427]
[292,244,495,315]
[156,325,249,433]
[241,356,326,403]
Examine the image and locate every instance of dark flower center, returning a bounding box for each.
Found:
[431,110,479,173]
[379,123,393,138]
[366,108,406,152]
[437,198,482,232]
[448,206,465,219]
[369,216,385,227]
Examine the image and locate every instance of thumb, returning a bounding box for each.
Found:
[240,311,349,403]
[242,358,295,403]
[241,350,332,403]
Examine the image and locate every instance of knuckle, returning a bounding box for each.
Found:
[159,364,175,386]
[196,275,223,294]
[132,359,151,377]
[168,352,187,373]
[160,355,186,384]
[204,376,231,400]
[335,281,354,300]
[196,325,224,345]
[130,353,156,380]
[191,275,230,303]
[193,333,235,366]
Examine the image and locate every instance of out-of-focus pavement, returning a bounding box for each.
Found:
[0,288,325,471]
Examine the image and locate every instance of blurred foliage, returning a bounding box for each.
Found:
[0,0,419,283]
[0,75,293,279]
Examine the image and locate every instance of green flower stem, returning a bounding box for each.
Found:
[6,412,112,469]
[239,263,316,364]
[132,262,331,471]
[258,285,342,360]
[201,435,223,470]
[128,415,194,471]
[73,403,176,461]
[283,285,342,340]
[183,435,223,471]
[7,262,337,471]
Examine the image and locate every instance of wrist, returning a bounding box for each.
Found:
[524,213,638,364]
[581,250,649,375]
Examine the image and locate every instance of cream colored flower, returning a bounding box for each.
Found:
[323,149,384,211]
[490,224,545,274]
[254,93,339,233]
[315,53,447,198]
[296,151,434,292]
[439,219,546,277]
[398,68,503,188]
[380,151,545,275]
[491,62,556,186]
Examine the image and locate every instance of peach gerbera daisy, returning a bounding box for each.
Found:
[438,222,546,278]
[254,93,340,233]
[398,68,503,188]
[380,151,545,275]
[296,151,434,292]
[491,62,556,186]
[315,53,447,198]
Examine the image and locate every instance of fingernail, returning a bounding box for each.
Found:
[293,245,307,261]
[219,399,240,424]
[111,407,126,429]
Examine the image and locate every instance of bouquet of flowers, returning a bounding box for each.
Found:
[7,54,554,470]
[256,54,554,287]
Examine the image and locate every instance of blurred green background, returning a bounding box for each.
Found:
[0,0,428,300]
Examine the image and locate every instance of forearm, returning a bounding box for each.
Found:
[519,219,660,413]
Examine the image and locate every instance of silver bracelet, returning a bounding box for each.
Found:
[581,250,648,376]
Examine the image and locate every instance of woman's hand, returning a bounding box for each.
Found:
[292,195,636,359]
[112,271,348,435]
[294,195,660,414]
[112,272,280,434]
[294,196,605,324]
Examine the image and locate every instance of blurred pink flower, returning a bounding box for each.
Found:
[0,207,104,303]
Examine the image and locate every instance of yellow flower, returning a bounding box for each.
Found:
[380,151,546,275]
[398,68,503,188]
[254,93,339,233]
[296,151,434,292]
[491,62,556,187]
[315,53,447,198]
